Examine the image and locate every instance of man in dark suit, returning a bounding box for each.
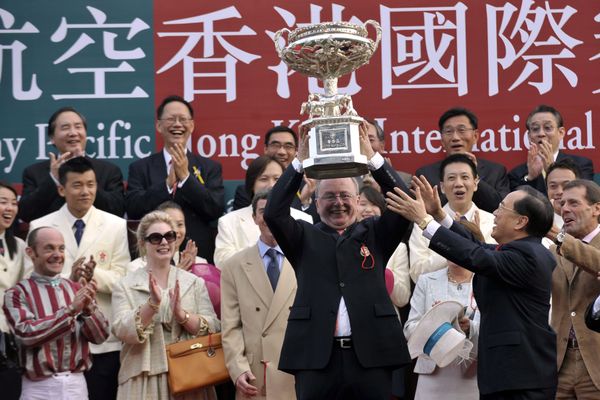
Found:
[126,95,224,263]
[509,104,594,194]
[18,107,125,222]
[387,182,558,399]
[264,124,411,399]
[415,107,510,213]
[585,294,600,333]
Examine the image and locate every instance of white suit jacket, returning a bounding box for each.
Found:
[214,205,312,269]
[28,204,131,353]
[221,244,297,400]
[409,203,496,282]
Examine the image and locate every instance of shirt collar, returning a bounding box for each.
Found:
[582,224,600,244]
[444,202,478,221]
[31,272,63,287]
[257,239,282,258]
[64,204,93,227]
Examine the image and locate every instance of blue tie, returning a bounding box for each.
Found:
[74,219,85,246]
[266,248,280,291]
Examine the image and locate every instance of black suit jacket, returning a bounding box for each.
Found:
[508,151,594,193]
[429,224,557,394]
[18,157,125,222]
[415,157,509,213]
[264,161,411,373]
[125,151,224,263]
[585,297,600,333]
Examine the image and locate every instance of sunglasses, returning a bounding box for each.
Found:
[144,230,177,245]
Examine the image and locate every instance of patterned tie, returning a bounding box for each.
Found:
[74,219,85,246]
[266,248,280,291]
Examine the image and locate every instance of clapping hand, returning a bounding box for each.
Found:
[177,239,197,271]
[386,185,428,224]
[411,176,444,220]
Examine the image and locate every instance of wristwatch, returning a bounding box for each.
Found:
[555,230,566,253]
[418,215,434,230]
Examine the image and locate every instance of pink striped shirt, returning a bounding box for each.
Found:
[2,273,109,380]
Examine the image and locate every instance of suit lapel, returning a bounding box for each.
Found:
[263,259,296,331]
[242,246,273,308]
[150,152,168,182]
[56,207,78,262]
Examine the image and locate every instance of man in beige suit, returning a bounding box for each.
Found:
[221,190,296,399]
[28,157,130,400]
[547,179,600,399]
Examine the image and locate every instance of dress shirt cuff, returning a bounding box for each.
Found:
[367,152,384,171]
[292,158,304,173]
[593,296,600,318]
[423,220,441,240]
[439,213,453,228]
[178,174,189,188]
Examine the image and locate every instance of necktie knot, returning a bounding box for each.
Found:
[74,219,85,246]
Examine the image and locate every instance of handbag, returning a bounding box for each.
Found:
[165,332,230,395]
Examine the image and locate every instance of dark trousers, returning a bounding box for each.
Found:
[0,365,21,400]
[84,351,120,400]
[294,343,393,400]
[480,387,556,400]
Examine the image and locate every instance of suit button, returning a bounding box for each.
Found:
[571,311,576,317]
[256,307,261,312]
[339,282,345,288]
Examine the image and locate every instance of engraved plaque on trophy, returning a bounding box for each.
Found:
[274,20,382,179]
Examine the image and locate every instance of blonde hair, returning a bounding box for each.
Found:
[136,211,176,257]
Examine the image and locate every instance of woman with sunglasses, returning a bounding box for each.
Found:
[127,201,207,272]
[112,211,219,400]
[0,181,26,400]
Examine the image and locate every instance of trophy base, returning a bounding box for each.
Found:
[303,157,369,179]
[301,116,368,179]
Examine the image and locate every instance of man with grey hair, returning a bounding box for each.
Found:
[264,124,411,399]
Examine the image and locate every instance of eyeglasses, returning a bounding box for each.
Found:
[319,192,355,202]
[497,203,520,215]
[144,230,177,245]
[441,126,475,136]
[267,141,296,151]
[160,116,193,125]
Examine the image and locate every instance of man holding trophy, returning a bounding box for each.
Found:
[264,20,411,399]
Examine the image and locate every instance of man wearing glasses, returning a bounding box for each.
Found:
[27,157,130,400]
[263,125,411,399]
[387,181,558,399]
[508,104,594,193]
[126,95,225,264]
[415,107,510,213]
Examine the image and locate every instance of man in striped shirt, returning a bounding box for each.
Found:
[3,226,109,399]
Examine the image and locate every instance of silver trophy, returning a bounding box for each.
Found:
[274,20,382,179]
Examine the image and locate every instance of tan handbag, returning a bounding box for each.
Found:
[165,333,230,395]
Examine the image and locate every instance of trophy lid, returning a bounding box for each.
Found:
[288,21,368,43]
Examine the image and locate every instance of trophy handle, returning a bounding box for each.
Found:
[273,28,291,57]
[364,20,382,50]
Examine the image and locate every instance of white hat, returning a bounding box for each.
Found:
[407,300,472,368]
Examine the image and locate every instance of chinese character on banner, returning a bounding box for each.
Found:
[590,12,600,94]
[0,8,42,100]
[266,3,363,99]
[487,0,582,96]
[50,6,150,100]
[157,6,260,103]
[380,3,468,99]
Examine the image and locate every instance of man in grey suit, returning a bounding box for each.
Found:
[415,107,510,213]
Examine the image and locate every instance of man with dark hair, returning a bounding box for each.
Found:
[509,104,594,193]
[415,107,510,213]
[221,189,297,399]
[18,106,125,222]
[264,127,411,399]
[126,95,225,263]
[409,153,497,282]
[4,226,109,399]
[543,179,600,398]
[28,157,130,400]
[387,182,558,399]
[232,125,301,211]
